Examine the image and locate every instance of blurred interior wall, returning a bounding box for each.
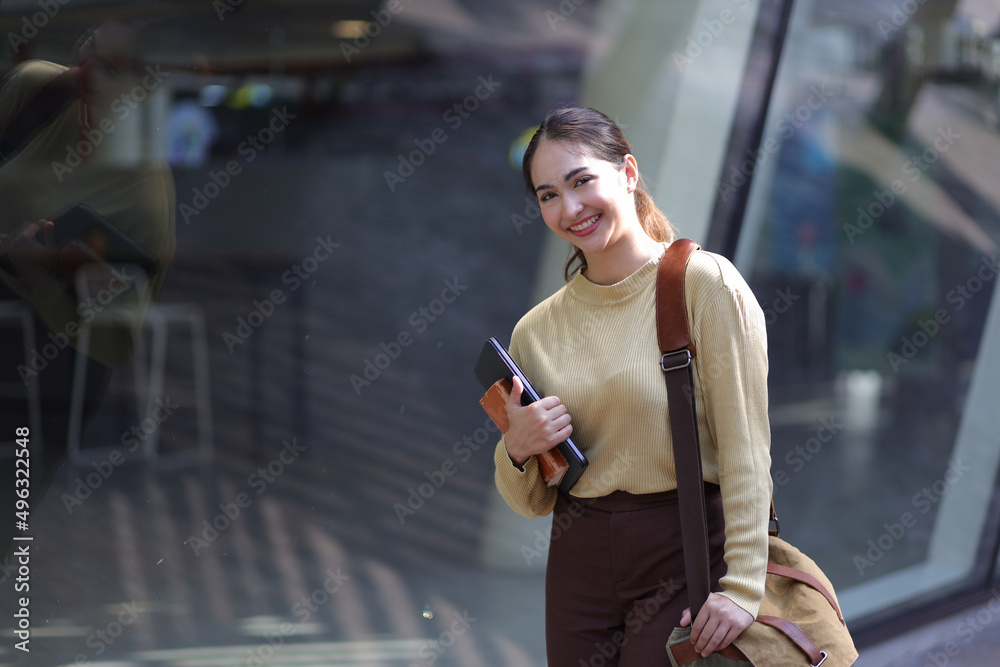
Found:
[527,0,761,306]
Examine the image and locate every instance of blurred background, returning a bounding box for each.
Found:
[0,0,998,665]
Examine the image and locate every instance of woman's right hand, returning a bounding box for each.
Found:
[503,376,573,468]
[7,219,57,288]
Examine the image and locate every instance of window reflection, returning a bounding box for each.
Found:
[0,3,588,665]
[741,0,1000,619]
[0,1,998,663]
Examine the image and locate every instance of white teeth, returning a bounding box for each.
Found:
[569,215,599,232]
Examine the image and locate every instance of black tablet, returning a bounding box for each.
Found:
[52,203,159,277]
[475,336,588,493]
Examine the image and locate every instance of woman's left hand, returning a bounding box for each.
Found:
[679,592,754,658]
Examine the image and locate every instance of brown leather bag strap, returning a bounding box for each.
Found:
[756,615,828,666]
[655,239,713,618]
[766,563,845,623]
[658,242,833,665]
[655,238,699,355]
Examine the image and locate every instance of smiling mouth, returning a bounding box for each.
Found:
[568,214,601,234]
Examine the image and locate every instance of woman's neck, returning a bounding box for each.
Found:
[582,233,665,286]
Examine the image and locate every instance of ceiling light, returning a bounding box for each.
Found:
[330,20,369,39]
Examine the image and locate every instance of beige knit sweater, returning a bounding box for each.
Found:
[494,245,772,615]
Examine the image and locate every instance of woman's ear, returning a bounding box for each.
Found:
[623,154,639,194]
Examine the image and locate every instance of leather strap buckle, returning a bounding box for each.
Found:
[813,650,828,667]
[660,349,692,372]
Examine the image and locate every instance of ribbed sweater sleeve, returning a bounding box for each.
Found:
[687,252,772,615]
[493,245,771,616]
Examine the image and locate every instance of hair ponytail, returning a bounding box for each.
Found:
[635,187,673,243]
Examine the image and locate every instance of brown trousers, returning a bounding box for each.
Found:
[545,487,727,667]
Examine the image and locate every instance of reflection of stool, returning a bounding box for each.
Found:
[0,301,43,467]
[67,266,213,467]
[142,303,214,466]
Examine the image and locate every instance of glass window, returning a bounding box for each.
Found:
[3,1,999,664]
[736,0,1000,624]
[0,4,593,664]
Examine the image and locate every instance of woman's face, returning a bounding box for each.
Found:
[530,139,638,259]
[77,25,137,100]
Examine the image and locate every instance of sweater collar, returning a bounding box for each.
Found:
[566,248,663,305]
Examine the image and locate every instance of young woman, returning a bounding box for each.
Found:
[494,107,772,666]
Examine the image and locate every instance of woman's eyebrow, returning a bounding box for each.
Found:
[534,166,588,193]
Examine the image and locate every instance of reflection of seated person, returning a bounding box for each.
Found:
[0,23,175,551]
[0,23,175,362]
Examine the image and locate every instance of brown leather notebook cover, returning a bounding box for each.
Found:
[480,379,569,487]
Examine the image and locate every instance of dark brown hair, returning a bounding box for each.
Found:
[522,107,675,281]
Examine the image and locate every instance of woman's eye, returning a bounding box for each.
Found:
[575,176,592,186]
[539,192,555,202]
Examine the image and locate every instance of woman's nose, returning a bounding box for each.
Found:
[562,192,583,218]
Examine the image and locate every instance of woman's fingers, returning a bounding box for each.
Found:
[688,593,754,657]
[526,399,569,445]
[507,375,524,410]
[40,219,56,246]
[546,411,572,444]
[503,374,572,463]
